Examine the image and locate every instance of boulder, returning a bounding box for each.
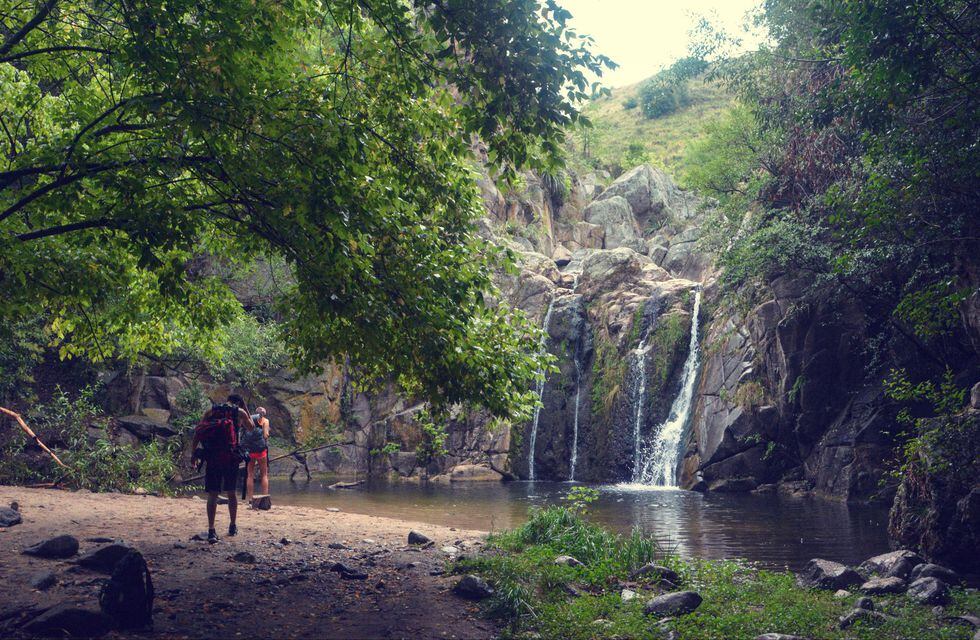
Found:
[648,243,668,265]
[885,557,916,580]
[855,597,874,610]
[859,576,907,595]
[251,495,272,510]
[630,563,680,585]
[584,196,640,250]
[21,604,111,637]
[452,575,494,600]
[839,608,890,629]
[30,571,57,591]
[644,591,703,617]
[554,555,583,567]
[77,544,136,573]
[407,531,431,545]
[116,414,176,440]
[448,464,502,482]
[798,559,863,590]
[0,505,22,528]
[909,563,959,584]
[23,535,79,559]
[907,577,950,605]
[858,549,923,577]
[552,245,573,268]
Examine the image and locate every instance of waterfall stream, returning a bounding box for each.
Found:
[633,288,702,485]
[527,294,557,481]
[569,275,582,481]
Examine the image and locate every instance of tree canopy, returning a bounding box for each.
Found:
[0,0,612,418]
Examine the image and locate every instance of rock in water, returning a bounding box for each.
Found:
[407,531,431,545]
[644,591,703,617]
[859,576,907,595]
[99,550,154,630]
[910,563,960,584]
[554,555,583,567]
[797,559,863,590]
[0,506,22,528]
[21,604,111,637]
[907,577,950,605]
[251,495,272,510]
[453,575,494,600]
[30,571,57,591]
[77,544,136,573]
[23,535,79,559]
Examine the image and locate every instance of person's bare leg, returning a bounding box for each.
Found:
[227,491,237,526]
[260,458,269,495]
[245,459,255,502]
[207,492,218,529]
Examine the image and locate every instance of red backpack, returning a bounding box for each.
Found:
[195,404,239,466]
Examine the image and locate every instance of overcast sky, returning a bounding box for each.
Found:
[558,0,764,88]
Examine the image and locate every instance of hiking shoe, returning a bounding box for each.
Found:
[228,523,238,537]
[208,529,219,544]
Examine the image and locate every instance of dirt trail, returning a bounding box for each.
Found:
[0,486,498,639]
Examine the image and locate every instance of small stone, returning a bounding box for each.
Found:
[231,551,256,564]
[833,589,851,599]
[133,487,148,495]
[327,542,348,550]
[173,542,187,549]
[910,563,960,584]
[362,538,376,545]
[554,555,583,567]
[0,506,22,528]
[453,575,494,600]
[21,604,110,637]
[23,534,79,559]
[77,544,136,573]
[839,608,890,629]
[408,531,431,545]
[30,571,57,591]
[856,597,874,610]
[859,576,907,595]
[326,508,341,512]
[644,591,703,617]
[798,559,863,590]
[441,546,460,556]
[279,537,291,545]
[621,588,638,602]
[907,577,949,605]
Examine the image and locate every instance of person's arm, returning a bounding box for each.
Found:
[237,408,255,430]
[261,418,270,440]
[191,409,211,450]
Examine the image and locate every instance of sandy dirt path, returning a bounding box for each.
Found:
[0,486,498,639]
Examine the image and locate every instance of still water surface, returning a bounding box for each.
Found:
[270,477,891,573]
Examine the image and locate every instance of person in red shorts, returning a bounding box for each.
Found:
[242,406,270,505]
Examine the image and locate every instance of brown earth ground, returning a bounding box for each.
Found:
[0,486,498,639]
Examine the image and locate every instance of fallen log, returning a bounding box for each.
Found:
[179,440,354,484]
[0,407,68,469]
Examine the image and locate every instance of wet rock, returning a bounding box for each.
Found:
[554,555,583,567]
[859,576,907,595]
[907,577,950,605]
[77,544,136,573]
[0,505,22,528]
[23,534,79,559]
[453,575,494,600]
[21,604,111,637]
[644,591,703,617]
[630,563,680,584]
[910,563,960,584]
[408,531,431,545]
[797,559,863,590]
[30,571,57,591]
[856,597,874,610]
[858,549,923,577]
[231,552,256,564]
[839,608,890,629]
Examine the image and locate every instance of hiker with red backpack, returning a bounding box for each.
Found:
[191,394,254,544]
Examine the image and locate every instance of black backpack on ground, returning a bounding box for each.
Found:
[99,550,154,630]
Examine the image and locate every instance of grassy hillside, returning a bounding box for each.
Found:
[567,76,732,183]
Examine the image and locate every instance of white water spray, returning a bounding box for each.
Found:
[633,288,702,486]
[568,275,582,481]
[528,294,557,481]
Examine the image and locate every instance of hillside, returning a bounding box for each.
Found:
[567,76,732,182]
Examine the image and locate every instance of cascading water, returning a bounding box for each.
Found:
[568,273,582,481]
[527,294,557,481]
[633,288,702,486]
[630,331,653,479]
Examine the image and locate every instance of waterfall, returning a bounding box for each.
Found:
[630,333,653,480]
[633,288,702,486]
[528,293,557,481]
[568,274,582,481]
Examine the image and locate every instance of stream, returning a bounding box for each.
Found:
[270,477,891,573]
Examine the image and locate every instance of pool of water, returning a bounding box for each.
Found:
[269,477,892,573]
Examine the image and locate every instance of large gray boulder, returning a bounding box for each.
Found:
[583,196,641,250]
[858,549,923,577]
[644,591,702,617]
[906,577,950,605]
[797,559,863,590]
[859,576,907,595]
[0,505,21,528]
[909,563,959,584]
[594,164,698,224]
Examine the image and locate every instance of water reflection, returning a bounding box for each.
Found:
[270,477,891,572]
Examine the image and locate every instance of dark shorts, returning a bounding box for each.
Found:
[204,463,239,493]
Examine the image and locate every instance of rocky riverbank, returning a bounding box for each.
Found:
[0,486,496,639]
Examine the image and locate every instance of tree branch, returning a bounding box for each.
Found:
[0,45,113,63]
